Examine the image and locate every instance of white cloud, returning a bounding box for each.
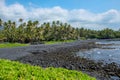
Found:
[0,0,120,30]
[0,1,27,21]
[29,6,68,22]
[0,0,5,6]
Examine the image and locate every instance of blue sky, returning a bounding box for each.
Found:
[6,0,120,13]
[0,0,120,30]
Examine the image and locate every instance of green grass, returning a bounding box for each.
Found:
[0,43,29,48]
[0,59,96,80]
[0,40,74,48]
[45,40,75,44]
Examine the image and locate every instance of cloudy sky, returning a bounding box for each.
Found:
[0,0,120,30]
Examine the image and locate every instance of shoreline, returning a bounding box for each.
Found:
[0,40,97,60]
[0,40,120,79]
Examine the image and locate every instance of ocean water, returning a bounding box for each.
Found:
[76,40,120,65]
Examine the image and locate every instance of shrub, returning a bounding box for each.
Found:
[0,59,96,80]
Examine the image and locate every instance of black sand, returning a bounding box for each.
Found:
[0,40,120,80]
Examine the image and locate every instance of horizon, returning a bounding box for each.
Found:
[0,0,120,30]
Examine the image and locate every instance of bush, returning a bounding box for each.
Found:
[0,59,96,80]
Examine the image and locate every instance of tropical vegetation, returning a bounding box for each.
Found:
[0,19,120,43]
[0,59,96,80]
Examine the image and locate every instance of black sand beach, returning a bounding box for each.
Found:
[0,40,120,80]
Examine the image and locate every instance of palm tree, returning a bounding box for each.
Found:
[32,20,39,42]
[0,19,2,26]
[19,18,23,23]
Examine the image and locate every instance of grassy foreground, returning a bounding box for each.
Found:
[0,59,96,80]
[45,40,75,44]
[0,40,74,48]
[0,43,29,48]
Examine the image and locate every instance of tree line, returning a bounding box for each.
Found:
[0,19,120,43]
